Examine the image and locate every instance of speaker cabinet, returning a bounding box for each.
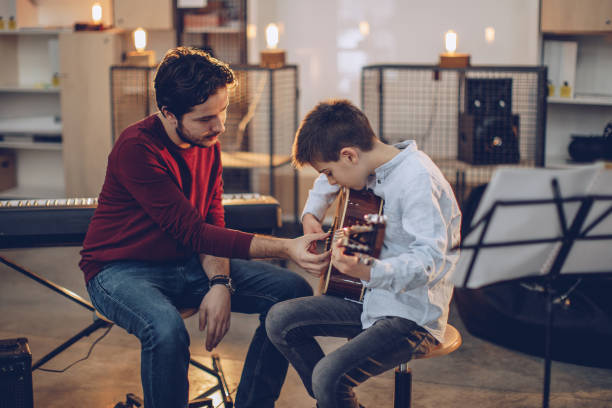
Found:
[459,113,520,165]
[0,338,33,408]
[465,78,512,116]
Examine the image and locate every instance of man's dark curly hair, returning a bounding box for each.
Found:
[292,99,376,168]
[154,47,235,119]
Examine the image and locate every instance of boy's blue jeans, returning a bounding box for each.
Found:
[86,256,313,408]
[265,295,438,408]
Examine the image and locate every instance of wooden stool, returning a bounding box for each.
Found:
[394,324,462,408]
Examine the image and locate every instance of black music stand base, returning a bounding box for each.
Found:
[458,177,612,408]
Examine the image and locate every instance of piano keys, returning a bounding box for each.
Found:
[0,194,281,249]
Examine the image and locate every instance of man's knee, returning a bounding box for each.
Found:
[277,271,313,301]
[141,310,190,352]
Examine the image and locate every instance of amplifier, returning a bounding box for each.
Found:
[0,338,33,408]
[465,78,513,116]
[458,113,520,165]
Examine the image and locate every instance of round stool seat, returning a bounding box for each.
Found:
[95,308,199,324]
[180,308,199,319]
[415,324,462,360]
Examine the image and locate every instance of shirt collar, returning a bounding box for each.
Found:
[368,140,417,188]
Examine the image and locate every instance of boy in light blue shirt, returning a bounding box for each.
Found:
[266,99,461,408]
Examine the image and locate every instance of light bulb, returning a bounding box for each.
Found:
[485,27,495,44]
[92,2,102,24]
[265,23,279,49]
[134,28,147,52]
[444,30,457,53]
[359,21,370,36]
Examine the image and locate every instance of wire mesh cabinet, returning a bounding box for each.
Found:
[361,65,547,207]
[110,64,300,222]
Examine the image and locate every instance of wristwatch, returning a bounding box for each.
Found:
[208,274,235,294]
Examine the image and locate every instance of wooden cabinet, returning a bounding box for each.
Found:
[541,0,612,33]
[114,0,173,30]
[59,30,122,197]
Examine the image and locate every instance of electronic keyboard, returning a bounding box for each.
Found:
[0,194,281,248]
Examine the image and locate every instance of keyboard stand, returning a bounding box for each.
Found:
[0,254,233,407]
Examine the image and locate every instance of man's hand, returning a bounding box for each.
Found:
[287,232,330,277]
[302,213,324,253]
[198,284,231,352]
[331,238,371,282]
[198,254,231,351]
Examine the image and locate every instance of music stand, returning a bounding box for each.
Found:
[452,164,612,408]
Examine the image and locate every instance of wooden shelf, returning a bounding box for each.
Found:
[183,25,243,34]
[221,151,291,169]
[0,116,62,136]
[547,96,612,106]
[0,140,61,151]
[0,85,60,93]
[0,28,71,36]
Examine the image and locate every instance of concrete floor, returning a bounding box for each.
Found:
[1,246,611,408]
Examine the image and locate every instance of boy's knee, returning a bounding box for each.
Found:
[265,302,287,344]
[312,359,334,402]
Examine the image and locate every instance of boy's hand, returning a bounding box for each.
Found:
[331,238,372,282]
[302,213,324,253]
[287,232,330,276]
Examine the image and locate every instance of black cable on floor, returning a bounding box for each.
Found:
[37,325,113,373]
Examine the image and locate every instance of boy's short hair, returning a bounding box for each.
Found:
[292,99,376,168]
[154,47,235,120]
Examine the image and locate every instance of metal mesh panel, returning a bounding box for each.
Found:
[111,66,157,143]
[110,64,299,220]
[362,65,546,207]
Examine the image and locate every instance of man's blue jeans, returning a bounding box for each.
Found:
[86,256,312,408]
[265,295,438,408]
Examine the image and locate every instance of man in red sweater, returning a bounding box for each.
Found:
[80,47,328,408]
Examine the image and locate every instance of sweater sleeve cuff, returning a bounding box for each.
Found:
[233,231,254,259]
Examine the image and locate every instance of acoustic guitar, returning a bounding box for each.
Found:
[319,187,385,302]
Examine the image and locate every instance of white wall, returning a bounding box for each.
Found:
[249,0,541,117]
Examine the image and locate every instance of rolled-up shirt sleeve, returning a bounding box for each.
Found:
[301,174,340,222]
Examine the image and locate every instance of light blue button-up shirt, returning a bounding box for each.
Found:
[302,140,461,342]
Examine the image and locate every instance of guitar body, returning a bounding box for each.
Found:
[319,188,384,302]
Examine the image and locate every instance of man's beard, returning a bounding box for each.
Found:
[176,122,219,148]
[176,123,198,147]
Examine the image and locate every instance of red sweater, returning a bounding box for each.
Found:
[79,114,254,283]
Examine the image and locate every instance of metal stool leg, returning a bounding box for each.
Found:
[394,363,412,408]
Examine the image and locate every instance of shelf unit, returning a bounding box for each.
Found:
[547,96,612,106]
[541,34,612,165]
[0,27,65,197]
[540,0,612,166]
[174,0,247,65]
